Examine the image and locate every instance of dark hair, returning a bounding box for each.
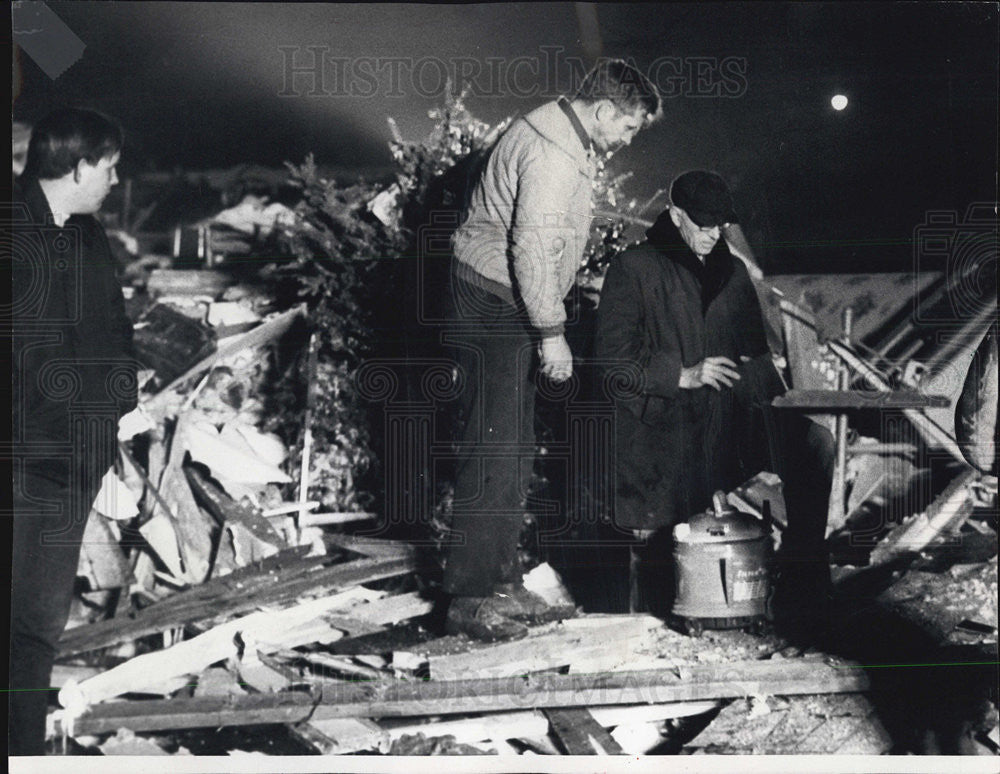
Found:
[574,59,662,121]
[22,108,123,180]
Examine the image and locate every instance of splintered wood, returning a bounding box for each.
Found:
[53,550,875,756]
[52,271,991,756]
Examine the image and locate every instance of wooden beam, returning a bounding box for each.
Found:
[62,659,871,736]
[773,389,950,410]
[323,533,417,558]
[546,708,625,754]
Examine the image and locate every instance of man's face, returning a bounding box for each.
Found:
[670,205,722,258]
[591,102,646,155]
[73,152,120,214]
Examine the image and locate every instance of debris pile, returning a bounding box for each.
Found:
[28,98,998,756]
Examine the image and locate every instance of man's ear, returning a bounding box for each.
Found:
[594,100,617,122]
[669,206,682,227]
[73,159,86,184]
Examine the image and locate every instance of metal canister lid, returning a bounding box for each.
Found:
[673,491,767,544]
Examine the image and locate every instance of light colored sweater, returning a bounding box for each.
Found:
[452,100,597,336]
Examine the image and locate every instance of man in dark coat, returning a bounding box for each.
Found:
[594,171,790,614]
[8,108,138,754]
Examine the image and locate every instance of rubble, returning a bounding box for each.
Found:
[37,141,996,758]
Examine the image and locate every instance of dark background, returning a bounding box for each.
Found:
[12,2,999,272]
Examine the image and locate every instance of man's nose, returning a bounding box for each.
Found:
[111,169,119,185]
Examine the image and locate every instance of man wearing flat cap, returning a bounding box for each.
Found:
[594,170,802,615]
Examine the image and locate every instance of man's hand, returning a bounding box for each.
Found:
[539,334,573,382]
[679,356,740,391]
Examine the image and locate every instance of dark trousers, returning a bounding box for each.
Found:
[442,276,536,597]
[10,455,107,755]
[773,414,835,563]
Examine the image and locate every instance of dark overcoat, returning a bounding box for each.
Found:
[593,211,784,531]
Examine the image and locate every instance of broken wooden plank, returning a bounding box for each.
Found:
[119,436,194,575]
[382,711,547,748]
[146,268,236,298]
[62,659,871,735]
[428,615,662,680]
[185,465,286,551]
[773,388,950,410]
[145,304,305,408]
[378,702,721,749]
[825,338,968,465]
[158,417,217,584]
[726,471,787,531]
[545,708,625,755]
[290,718,390,755]
[261,501,320,517]
[588,701,722,726]
[58,553,422,656]
[299,512,378,527]
[253,591,433,649]
[868,466,981,566]
[296,331,320,538]
[323,532,417,558]
[57,586,378,709]
[273,650,386,682]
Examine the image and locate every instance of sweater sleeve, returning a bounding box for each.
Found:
[509,150,585,336]
[594,254,683,400]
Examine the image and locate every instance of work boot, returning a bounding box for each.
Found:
[492,583,576,623]
[445,596,529,642]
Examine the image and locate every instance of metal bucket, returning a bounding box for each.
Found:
[672,492,773,634]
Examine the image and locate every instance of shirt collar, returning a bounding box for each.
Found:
[557,96,594,155]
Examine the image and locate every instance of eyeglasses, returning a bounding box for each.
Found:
[678,207,728,233]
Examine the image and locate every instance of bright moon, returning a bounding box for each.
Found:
[831,94,849,111]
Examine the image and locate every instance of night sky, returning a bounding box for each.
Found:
[12,2,999,272]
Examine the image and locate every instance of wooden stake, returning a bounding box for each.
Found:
[297,331,320,539]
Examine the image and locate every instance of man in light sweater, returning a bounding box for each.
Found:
[443,59,661,640]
